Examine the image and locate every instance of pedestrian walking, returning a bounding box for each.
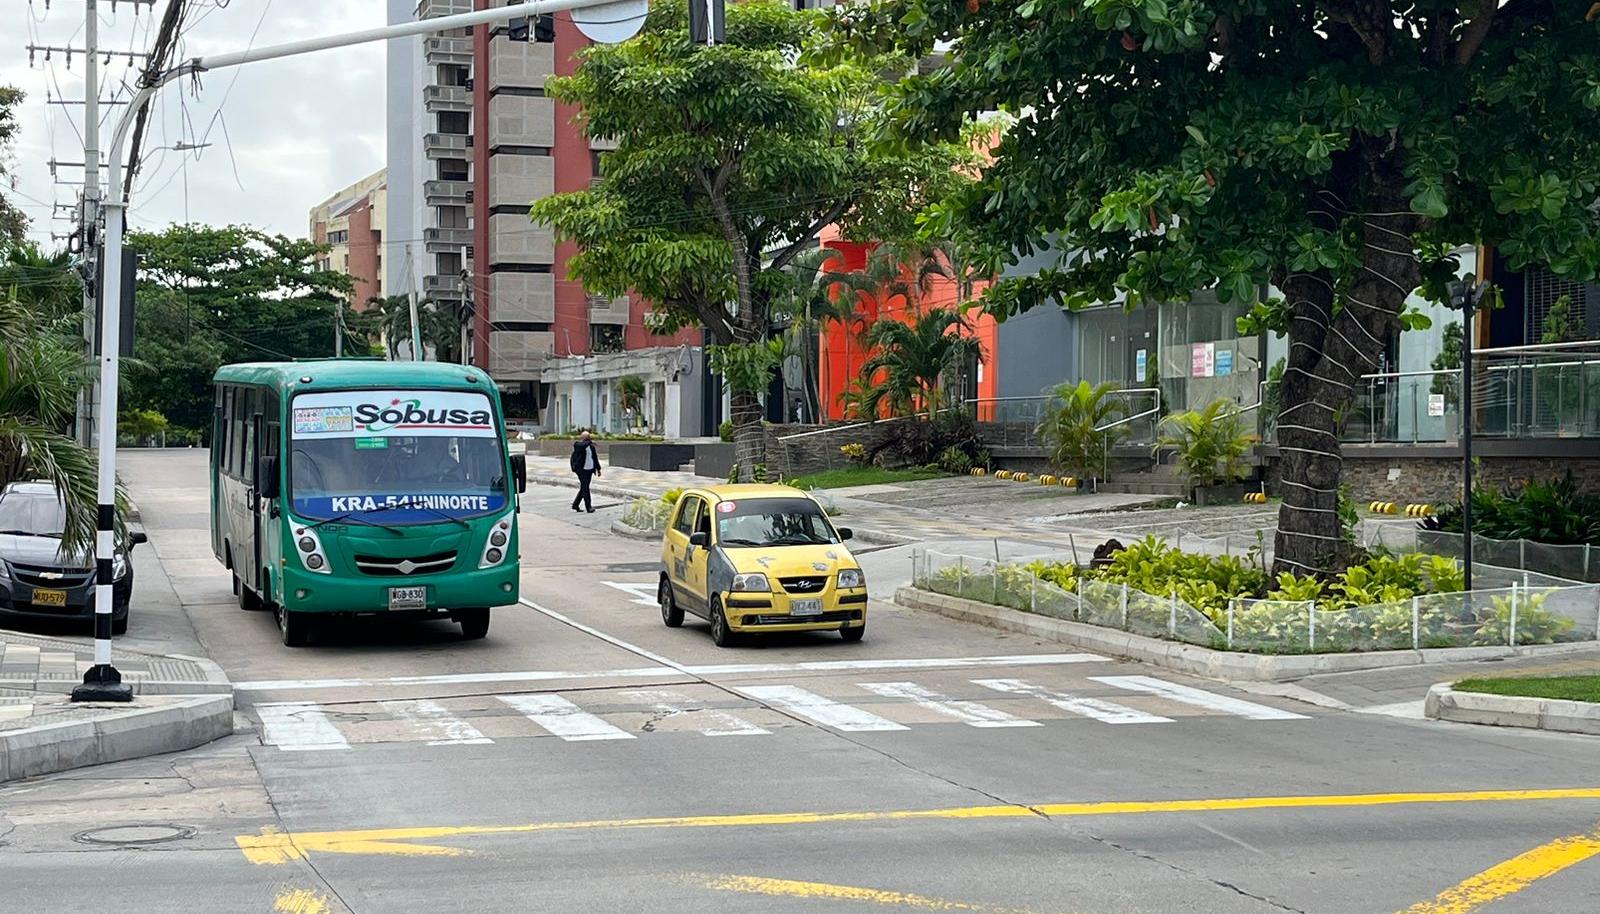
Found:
[570,430,601,513]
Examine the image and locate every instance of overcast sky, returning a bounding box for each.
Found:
[6,0,385,248]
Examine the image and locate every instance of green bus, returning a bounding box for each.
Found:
[210,360,526,646]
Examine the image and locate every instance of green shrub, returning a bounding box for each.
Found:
[1157,399,1255,489]
[1036,380,1125,481]
[1426,473,1600,546]
[1267,573,1324,602]
[1472,590,1576,646]
[719,420,734,443]
[661,488,683,506]
[936,446,973,476]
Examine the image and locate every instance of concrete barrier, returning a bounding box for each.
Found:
[1,694,234,783]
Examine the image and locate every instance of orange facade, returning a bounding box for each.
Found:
[814,234,999,421]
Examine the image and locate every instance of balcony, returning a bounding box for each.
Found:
[424,36,472,65]
[418,0,470,18]
[424,226,472,253]
[587,292,629,325]
[424,84,471,113]
[423,179,471,206]
[423,274,463,297]
[423,132,471,160]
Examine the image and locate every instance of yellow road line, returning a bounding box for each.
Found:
[235,787,1600,864]
[1398,826,1600,914]
[704,874,1067,913]
[273,888,333,914]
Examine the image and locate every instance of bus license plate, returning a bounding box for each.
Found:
[388,586,426,610]
[790,599,822,617]
[32,589,67,607]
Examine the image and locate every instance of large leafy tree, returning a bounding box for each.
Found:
[843,1,1600,574]
[124,224,353,435]
[531,0,972,475]
[0,86,28,246]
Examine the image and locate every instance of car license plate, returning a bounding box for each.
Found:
[790,599,823,617]
[32,589,67,607]
[388,586,426,610]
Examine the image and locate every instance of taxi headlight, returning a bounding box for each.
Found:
[837,568,864,589]
[731,572,770,593]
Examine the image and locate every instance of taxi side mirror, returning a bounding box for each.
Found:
[689,532,709,548]
[837,527,853,541]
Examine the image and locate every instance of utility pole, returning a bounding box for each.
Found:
[334,303,343,357]
[77,0,101,448]
[459,268,473,365]
[404,243,422,361]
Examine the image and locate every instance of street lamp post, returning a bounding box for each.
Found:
[71,0,641,702]
[1448,278,1485,593]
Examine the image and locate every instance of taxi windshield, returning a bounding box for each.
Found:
[715,497,838,548]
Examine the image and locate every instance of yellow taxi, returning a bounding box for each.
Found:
[657,484,867,647]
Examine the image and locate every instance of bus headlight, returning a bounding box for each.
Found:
[293,527,332,575]
[479,513,515,568]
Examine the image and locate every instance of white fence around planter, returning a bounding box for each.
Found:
[911,548,1600,655]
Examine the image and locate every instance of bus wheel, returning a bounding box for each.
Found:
[278,604,311,647]
[237,576,264,611]
[457,608,490,640]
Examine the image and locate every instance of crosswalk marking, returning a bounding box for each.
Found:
[380,699,494,746]
[857,681,1040,729]
[1090,675,1310,721]
[973,679,1172,725]
[496,694,636,742]
[742,685,909,732]
[621,689,770,736]
[257,702,350,751]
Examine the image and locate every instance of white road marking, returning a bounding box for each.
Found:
[742,685,909,732]
[233,654,1109,692]
[602,581,660,607]
[380,699,494,746]
[621,688,770,736]
[256,702,350,751]
[973,679,1172,725]
[857,681,1040,728]
[497,694,635,742]
[1089,675,1310,721]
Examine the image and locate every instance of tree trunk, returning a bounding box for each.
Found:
[730,388,764,481]
[1272,186,1423,576]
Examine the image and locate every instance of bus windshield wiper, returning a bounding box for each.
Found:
[305,513,404,535]
[359,500,471,528]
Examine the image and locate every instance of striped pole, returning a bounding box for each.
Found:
[70,192,131,703]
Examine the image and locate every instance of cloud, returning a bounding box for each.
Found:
[8,0,385,246]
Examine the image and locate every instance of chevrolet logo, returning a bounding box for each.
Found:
[40,571,63,580]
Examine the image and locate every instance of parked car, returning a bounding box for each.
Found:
[0,482,146,635]
[657,483,867,647]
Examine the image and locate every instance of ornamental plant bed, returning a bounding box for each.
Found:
[914,536,1596,656]
[1453,675,1600,704]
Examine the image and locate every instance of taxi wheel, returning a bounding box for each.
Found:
[278,604,312,648]
[709,597,738,648]
[840,622,865,643]
[659,577,684,628]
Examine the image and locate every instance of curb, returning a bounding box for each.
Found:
[1,693,234,783]
[21,654,233,697]
[893,586,1600,683]
[609,520,663,541]
[1424,683,1600,736]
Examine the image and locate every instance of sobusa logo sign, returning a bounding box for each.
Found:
[356,398,492,432]
[292,390,497,439]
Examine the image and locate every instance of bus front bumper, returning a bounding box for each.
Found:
[279,564,520,614]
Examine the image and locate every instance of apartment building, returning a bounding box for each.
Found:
[385,1,703,430]
[308,168,386,308]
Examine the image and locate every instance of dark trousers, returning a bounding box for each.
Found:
[573,470,594,511]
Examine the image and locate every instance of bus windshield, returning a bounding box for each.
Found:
[288,389,508,525]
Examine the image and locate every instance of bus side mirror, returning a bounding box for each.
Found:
[259,456,280,499]
[511,454,527,494]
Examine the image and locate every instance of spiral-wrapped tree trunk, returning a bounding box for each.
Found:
[1272,182,1423,577]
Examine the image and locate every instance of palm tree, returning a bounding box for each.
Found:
[862,239,979,317]
[858,308,983,420]
[1,243,81,323]
[0,289,101,553]
[366,294,462,361]
[777,246,866,423]
[1036,380,1125,482]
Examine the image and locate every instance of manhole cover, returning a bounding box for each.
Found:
[73,823,197,847]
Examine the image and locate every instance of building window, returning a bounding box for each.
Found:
[590,324,624,354]
[327,230,348,245]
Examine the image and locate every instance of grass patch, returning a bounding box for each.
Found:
[786,466,945,490]
[1455,675,1600,703]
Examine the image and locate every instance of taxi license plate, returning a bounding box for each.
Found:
[790,599,823,618]
[32,589,68,607]
[389,586,427,610]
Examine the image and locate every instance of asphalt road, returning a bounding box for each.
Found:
[2,450,1597,914]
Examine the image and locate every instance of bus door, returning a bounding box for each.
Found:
[247,410,265,594]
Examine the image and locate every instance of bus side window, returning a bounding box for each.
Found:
[213,386,227,473]
[228,387,246,479]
